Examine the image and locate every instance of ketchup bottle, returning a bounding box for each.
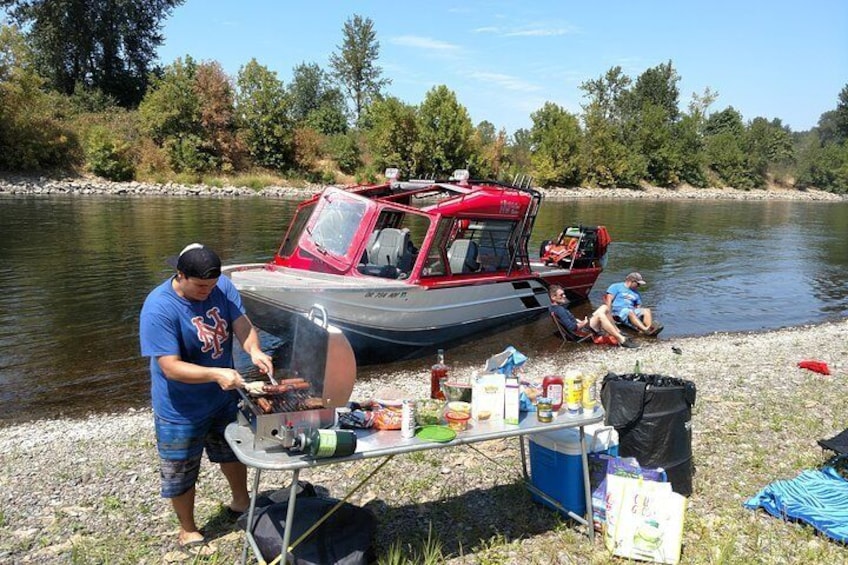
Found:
[542,375,564,411]
[430,349,448,400]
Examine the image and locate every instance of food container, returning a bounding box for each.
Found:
[446,401,471,415]
[441,381,472,402]
[415,399,445,426]
[445,410,470,432]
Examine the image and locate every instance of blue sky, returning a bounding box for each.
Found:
[157,1,847,135]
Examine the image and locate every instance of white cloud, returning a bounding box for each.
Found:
[504,27,574,37]
[473,26,500,34]
[467,71,543,93]
[390,35,460,51]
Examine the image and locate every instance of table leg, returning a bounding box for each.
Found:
[241,467,263,565]
[578,426,594,541]
[519,435,529,481]
[280,469,301,564]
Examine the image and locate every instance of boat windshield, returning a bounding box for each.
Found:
[308,193,368,257]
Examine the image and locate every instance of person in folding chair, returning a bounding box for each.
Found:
[548,284,639,348]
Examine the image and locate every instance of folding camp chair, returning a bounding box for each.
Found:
[550,311,593,343]
[818,428,848,457]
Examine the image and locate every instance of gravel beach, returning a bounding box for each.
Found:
[1,176,846,563]
[1,319,846,564]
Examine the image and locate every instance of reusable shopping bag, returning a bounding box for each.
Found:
[604,473,686,564]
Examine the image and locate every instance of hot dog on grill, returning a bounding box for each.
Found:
[255,397,273,414]
[262,381,310,394]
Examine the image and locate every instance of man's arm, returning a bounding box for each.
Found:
[233,314,274,376]
[157,355,244,390]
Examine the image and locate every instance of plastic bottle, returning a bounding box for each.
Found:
[582,374,597,413]
[430,349,448,400]
[542,375,564,411]
[295,428,357,458]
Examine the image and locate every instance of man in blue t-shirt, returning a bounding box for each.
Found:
[139,243,273,549]
[604,272,663,335]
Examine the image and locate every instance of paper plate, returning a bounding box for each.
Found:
[416,425,456,443]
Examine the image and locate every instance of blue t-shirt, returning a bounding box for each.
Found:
[139,276,246,423]
[606,281,642,317]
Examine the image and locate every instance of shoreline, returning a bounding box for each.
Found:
[2,319,845,562]
[1,174,845,201]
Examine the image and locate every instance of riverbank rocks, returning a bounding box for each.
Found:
[0,175,314,198]
[0,174,844,201]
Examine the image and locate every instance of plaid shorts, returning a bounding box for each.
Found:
[154,402,239,498]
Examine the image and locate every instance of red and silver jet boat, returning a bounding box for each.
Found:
[224,170,610,364]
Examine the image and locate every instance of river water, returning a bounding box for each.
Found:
[1,195,846,425]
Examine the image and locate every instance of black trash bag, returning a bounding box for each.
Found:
[601,372,697,496]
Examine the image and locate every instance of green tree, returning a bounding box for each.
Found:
[834,84,848,144]
[0,24,77,169]
[288,62,347,135]
[703,107,759,188]
[795,137,848,193]
[744,117,793,180]
[580,66,631,124]
[529,102,582,187]
[414,85,473,177]
[365,95,418,175]
[672,114,707,186]
[633,103,678,186]
[235,58,294,171]
[631,60,680,123]
[1,0,184,107]
[194,61,242,172]
[467,120,502,179]
[580,67,642,186]
[503,128,532,180]
[627,62,683,186]
[329,14,390,124]
[138,56,236,174]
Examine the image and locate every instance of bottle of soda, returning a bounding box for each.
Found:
[430,348,448,400]
[295,428,357,458]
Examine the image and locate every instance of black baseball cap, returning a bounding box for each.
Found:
[167,243,222,279]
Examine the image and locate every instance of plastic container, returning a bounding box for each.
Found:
[528,424,618,516]
[542,375,564,411]
[446,401,471,414]
[444,410,470,432]
[415,399,444,426]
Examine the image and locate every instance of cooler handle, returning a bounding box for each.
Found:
[589,425,615,452]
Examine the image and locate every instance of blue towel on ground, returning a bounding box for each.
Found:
[744,465,848,544]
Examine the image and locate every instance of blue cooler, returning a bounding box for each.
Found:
[528,424,618,517]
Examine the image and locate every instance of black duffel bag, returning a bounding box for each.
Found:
[239,488,377,565]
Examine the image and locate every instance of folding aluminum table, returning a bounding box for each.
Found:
[225,407,604,564]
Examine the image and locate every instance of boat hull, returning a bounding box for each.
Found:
[225,264,594,365]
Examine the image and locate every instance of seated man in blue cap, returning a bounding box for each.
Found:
[604,272,663,336]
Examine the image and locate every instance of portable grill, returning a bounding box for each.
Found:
[237,306,356,451]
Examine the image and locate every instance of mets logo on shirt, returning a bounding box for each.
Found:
[191,307,230,359]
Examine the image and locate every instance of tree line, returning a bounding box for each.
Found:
[1,2,846,193]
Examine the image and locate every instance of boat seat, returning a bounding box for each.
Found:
[370,228,410,268]
[447,239,480,274]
